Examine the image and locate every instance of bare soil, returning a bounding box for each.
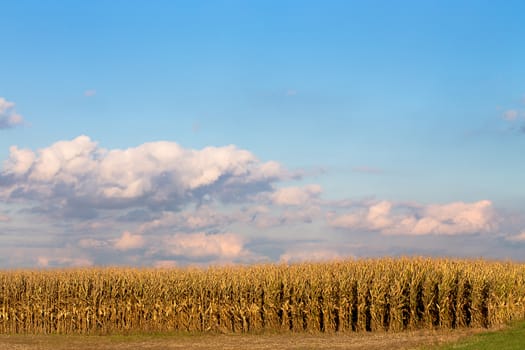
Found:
[0,328,491,350]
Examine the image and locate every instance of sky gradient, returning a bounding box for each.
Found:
[1,0,525,267]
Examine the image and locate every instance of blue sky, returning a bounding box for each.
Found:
[1,0,525,267]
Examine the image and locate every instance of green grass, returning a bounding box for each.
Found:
[423,321,525,350]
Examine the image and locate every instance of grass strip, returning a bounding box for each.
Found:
[422,321,525,350]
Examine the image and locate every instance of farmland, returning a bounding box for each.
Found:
[0,258,524,335]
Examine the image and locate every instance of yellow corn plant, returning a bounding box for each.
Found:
[0,258,524,334]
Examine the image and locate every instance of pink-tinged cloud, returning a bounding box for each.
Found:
[271,184,322,206]
[0,214,10,222]
[153,260,178,268]
[279,242,356,263]
[280,249,344,263]
[84,89,97,97]
[114,231,145,250]
[503,109,519,121]
[328,200,496,235]
[4,146,35,175]
[158,232,245,259]
[0,97,24,129]
[37,256,93,268]
[506,231,525,242]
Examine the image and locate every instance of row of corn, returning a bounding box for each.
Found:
[0,258,524,334]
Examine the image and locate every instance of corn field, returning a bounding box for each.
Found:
[1,258,524,335]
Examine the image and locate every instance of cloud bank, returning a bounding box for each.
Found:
[0,135,514,267]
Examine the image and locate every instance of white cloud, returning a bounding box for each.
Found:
[271,184,322,206]
[0,97,24,129]
[114,231,145,251]
[328,200,496,235]
[158,232,245,259]
[4,146,36,175]
[0,135,288,214]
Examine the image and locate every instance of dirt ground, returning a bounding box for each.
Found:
[0,328,490,350]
